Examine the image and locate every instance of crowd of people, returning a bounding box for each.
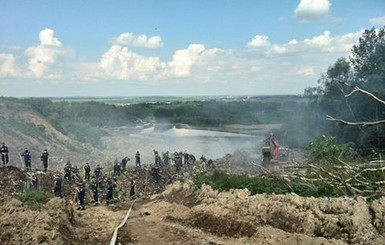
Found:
[1,142,214,211]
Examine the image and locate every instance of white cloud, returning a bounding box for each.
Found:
[296,67,314,76]
[303,30,332,48]
[261,30,362,57]
[0,53,18,77]
[99,45,163,80]
[369,16,385,26]
[114,32,163,48]
[247,35,270,49]
[166,44,205,77]
[25,28,67,77]
[294,0,331,21]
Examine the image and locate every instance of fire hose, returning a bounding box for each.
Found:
[109,200,136,245]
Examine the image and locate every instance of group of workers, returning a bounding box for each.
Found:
[1,142,50,172]
[1,141,218,211]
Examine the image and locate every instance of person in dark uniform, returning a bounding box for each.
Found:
[54,174,62,197]
[84,162,91,182]
[0,142,9,167]
[64,161,73,182]
[40,149,49,172]
[31,173,38,189]
[21,148,32,171]
[121,156,129,170]
[113,161,121,176]
[135,151,141,167]
[94,164,103,180]
[90,176,99,205]
[76,181,86,210]
[106,178,116,205]
[129,178,136,200]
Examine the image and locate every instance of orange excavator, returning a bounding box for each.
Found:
[262,133,291,164]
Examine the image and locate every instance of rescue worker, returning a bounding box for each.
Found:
[40,149,49,172]
[64,161,73,182]
[0,142,9,167]
[154,150,162,166]
[121,156,129,170]
[200,155,207,169]
[113,161,121,176]
[54,174,62,197]
[94,164,103,180]
[174,151,182,171]
[31,173,38,189]
[129,178,136,200]
[162,151,169,166]
[90,176,99,205]
[106,178,116,205]
[151,164,160,182]
[135,151,141,167]
[76,181,86,210]
[84,162,91,182]
[21,147,32,171]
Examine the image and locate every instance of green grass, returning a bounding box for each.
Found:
[15,190,55,205]
[193,170,345,198]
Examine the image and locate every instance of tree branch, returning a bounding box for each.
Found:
[326,115,385,127]
[345,85,385,107]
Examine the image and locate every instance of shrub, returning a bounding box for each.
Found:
[193,170,345,198]
[15,190,55,205]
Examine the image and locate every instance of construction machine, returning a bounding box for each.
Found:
[262,133,291,165]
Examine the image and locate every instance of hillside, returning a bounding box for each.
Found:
[0,98,107,170]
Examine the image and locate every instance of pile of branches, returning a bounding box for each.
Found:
[282,158,385,200]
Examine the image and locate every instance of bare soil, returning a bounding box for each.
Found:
[2,171,385,245]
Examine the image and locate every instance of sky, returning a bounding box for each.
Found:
[0,0,384,97]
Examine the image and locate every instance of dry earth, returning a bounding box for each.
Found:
[1,165,385,245]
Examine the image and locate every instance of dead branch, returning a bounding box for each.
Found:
[345,85,385,107]
[326,115,385,127]
[325,84,385,126]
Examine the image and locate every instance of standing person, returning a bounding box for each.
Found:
[84,162,91,182]
[64,161,73,182]
[90,176,99,205]
[40,149,49,172]
[129,177,136,200]
[21,148,32,171]
[31,173,38,189]
[76,181,86,210]
[54,174,62,197]
[0,142,9,167]
[135,151,141,168]
[94,164,103,180]
[113,161,121,176]
[120,156,129,170]
[106,178,116,205]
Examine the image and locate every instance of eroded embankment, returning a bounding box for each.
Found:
[136,181,385,245]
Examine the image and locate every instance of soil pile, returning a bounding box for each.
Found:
[131,181,385,245]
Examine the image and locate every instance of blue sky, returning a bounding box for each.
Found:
[0,0,384,97]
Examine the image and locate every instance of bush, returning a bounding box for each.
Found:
[305,135,355,168]
[193,170,345,198]
[15,190,55,205]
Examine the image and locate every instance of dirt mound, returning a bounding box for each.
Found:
[133,181,385,245]
[0,197,75,245]
[185,212,257,237]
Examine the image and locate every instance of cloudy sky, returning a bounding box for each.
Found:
[0,0,384,97]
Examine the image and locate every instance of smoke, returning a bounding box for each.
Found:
[102,124,265,165]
